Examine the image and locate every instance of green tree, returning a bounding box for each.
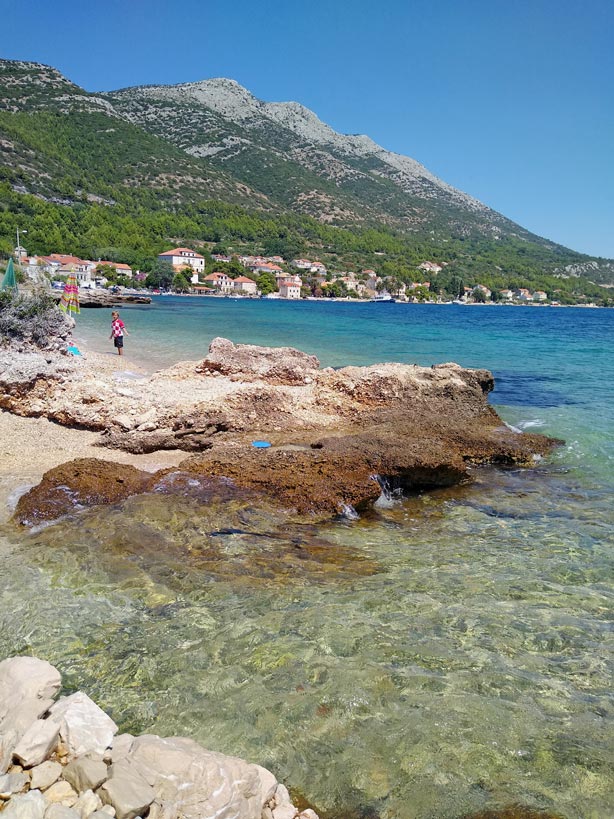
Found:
[172,272,191,292]
[257,271,277,295]
[145,259,173,290]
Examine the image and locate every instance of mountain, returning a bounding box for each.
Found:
[1,58,613,295]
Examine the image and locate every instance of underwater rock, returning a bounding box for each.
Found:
[14,459,156,525]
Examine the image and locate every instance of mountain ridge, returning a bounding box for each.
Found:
[1,58,613,295]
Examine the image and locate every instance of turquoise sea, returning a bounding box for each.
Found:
[1,299,613,818]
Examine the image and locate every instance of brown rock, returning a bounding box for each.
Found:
[13,459,156,526]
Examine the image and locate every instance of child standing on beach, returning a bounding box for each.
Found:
[109,311,129,356]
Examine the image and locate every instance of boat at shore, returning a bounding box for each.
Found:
[370,291,396,302]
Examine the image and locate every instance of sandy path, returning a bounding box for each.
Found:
[0,411,185,523]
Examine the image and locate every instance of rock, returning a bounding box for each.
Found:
[134,409,157,427]
[273,784,291,807]
[5,334,559,523]
[0,658,62,774]
[43,781,78,807]
[0,771,30,798]
[254,764,278,806]
[49,693,117,759]
[29,761,63,791]
[13,719,61,768]
[108,736,134,766]
[1,790,46,819]
[113,415,135,431]
[200,337,320,385]
[14,460,156,526]
[271,807,297,819]
[71,789,102,819]
[97,762,155,819]
[298,811,319,819]
[122,734,263,819]
[62,758,108,793]
[44,805,81,819]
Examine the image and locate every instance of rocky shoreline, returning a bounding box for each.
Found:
[0,656,316,819]
[0,306,560,524]
[50,293,151,308]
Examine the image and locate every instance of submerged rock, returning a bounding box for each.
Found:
[14,459,156,525]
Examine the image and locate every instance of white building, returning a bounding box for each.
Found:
[203,272,233,293]
[233,276,258,295]
[157,248,205,275]
[279,279,302,299]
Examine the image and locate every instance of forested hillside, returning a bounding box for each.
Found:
[0,58,612,301]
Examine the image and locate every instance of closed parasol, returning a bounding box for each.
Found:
[1,258,18,292]
[59,271,80,315]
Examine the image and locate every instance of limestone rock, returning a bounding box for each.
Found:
[200,337,320,385]
[44,805,81,819]
[13,718,61,768]
[43,781,78,807]
[123,734,263,819]
[273,784,291,807]
[71,789,103,819]
[0,658,62,774]
[49,693,117,759]
[108,735,134,765]
[254,764,278,806]
[272,806,297,819]
[298,811,319,819]
[1,789,46,819]
[62,758,108,793]
[0,771,30,798]
[29,761,63,791]
[97,761,155,819]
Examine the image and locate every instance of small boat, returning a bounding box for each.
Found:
[370,292,396,303]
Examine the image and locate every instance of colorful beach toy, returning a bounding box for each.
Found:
[251,440,271,448]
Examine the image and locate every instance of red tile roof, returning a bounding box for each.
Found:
[158,247,204,258]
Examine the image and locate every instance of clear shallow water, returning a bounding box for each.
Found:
[2,301,613,818]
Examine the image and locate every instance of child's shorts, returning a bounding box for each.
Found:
[114,336,124,348]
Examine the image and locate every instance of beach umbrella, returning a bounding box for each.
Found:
[1,258,18,292]
[59,271,80,315]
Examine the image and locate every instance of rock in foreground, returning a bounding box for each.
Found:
[0,656,316,819]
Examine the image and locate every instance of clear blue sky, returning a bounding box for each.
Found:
[2,0,613,258]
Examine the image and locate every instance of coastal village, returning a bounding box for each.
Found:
[11,242,553,304]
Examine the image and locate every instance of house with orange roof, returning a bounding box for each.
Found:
[97,261,133,279]
[279,279,302,299]
[233,275,258,295]
[203,272,233,293]
[157,247,205,278]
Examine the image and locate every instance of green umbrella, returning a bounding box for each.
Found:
[1,258,18,292]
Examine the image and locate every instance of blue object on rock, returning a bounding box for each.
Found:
[252,440,271,448]
[66,345,81,356]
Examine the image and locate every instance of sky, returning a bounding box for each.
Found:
[2,0,613,258]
